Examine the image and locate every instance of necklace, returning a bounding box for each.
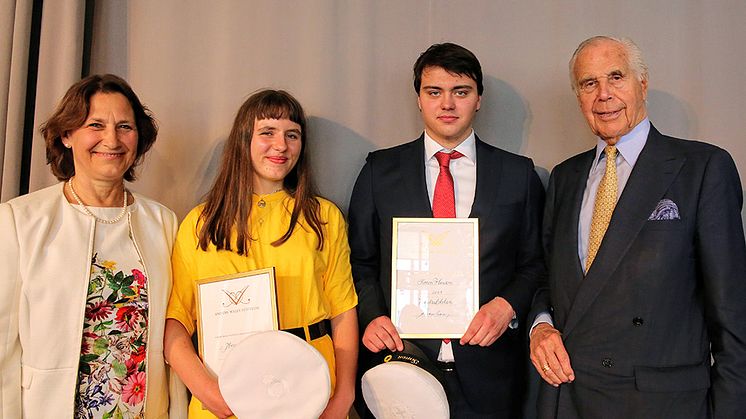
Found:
[257,188,284,208]
[68,178,129,224]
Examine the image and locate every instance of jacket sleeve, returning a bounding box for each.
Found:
[696,149,746,417]
[0,203,22,418]
[497,160,547,325]
[167,209,203,335]
[348,156,388,329]
[528,167,557,327]
[163,208,189,419]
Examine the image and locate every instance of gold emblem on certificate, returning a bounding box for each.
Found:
[391,218,479,338]
[195,268,279,376]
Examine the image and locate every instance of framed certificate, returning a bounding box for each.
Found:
[391,218,479,338]
[195,268,279,376]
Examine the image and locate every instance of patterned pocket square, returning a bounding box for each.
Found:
[648,199,680,220]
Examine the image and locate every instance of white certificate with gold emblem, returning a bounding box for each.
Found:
[391,218,479,338]
[195,268,279,376]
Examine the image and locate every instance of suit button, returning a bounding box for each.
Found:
[632,317,644,326]
[602,358,613,368]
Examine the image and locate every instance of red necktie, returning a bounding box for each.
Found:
[432,151,464,218]
[432,150,463,344]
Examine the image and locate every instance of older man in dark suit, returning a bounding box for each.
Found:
[349,43,545,417]
[530,35,746,418]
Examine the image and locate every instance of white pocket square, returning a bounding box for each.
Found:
[648,199,680,220]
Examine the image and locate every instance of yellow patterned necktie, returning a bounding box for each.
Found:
[586,145,618,272]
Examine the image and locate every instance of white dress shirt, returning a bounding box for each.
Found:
[423,130,477,362]
[424,130,477,218]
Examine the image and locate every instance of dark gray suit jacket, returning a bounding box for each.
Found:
[533,126,746,418]
[349,135,545,413]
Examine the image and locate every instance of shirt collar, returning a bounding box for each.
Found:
[424,130,477,163]
[593,118,650,168]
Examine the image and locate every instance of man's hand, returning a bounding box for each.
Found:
[530,323,574,386]
[362,316,404,352]
[460,297,515,346]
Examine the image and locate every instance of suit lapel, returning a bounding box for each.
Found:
[399,135,433,216]
[563,126,685,337]
[469,137,502,218]
[555,150,595,310]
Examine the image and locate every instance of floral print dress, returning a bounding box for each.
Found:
[74,206,149,419]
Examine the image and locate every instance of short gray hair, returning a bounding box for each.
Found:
[568,35,649,94]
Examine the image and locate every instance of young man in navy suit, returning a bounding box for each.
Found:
[530,35,746,418]
[349,42,545,417]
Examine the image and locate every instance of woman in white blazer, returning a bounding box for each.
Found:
[0,74,186,419]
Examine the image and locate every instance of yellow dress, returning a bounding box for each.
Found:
[166,191,358,418]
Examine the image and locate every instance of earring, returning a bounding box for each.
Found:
[63,143,71,149]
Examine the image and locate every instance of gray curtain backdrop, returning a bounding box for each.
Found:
[0,0,32,202]
[7,1,741,417]
[0,0,85,201]
[28,0,87,193]
[77,0,746,223]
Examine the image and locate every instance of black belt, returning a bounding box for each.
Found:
[283,319,331,341]
[436,361,456,372]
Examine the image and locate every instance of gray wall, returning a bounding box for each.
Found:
[78,2,746,416]
[82,0,746,222]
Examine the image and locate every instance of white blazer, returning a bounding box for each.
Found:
[0,183,187,419]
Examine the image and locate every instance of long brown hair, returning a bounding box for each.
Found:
[197,90,324,255]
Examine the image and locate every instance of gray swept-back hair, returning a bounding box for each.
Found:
[569,35,649,94]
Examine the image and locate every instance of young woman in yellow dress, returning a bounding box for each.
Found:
[164,90,358,419]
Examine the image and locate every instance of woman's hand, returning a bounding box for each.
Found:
[318,390,354,419]
[198,379,234,418]
[322,309,359,419]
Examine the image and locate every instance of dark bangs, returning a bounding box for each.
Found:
[254,90,306,133]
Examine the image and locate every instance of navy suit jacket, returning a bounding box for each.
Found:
[533,126,746,418]
[349,135,545,412]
